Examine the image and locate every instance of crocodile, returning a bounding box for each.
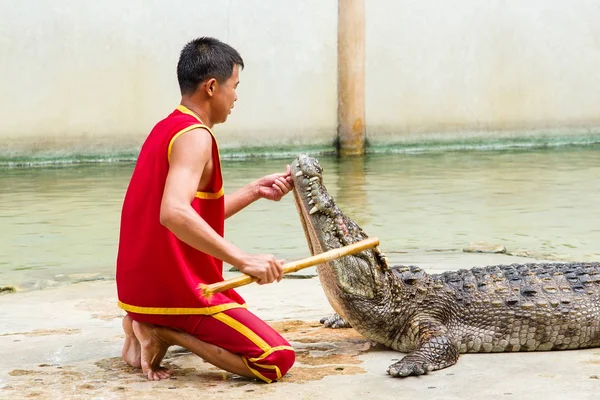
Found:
[290,154,600,377]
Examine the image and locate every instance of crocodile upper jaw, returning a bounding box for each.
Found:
[290,154,389,301]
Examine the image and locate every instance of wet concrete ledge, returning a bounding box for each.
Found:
[2,131,600,167]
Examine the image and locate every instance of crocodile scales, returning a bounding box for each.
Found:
[290,154,600,377]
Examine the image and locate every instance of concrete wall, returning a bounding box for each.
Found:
[0,0,338,156]
[365,0,600,144]
[1,0,599,157]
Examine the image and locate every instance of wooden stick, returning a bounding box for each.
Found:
[198,237,380,298]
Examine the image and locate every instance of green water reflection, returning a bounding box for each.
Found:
[1,146,599,290]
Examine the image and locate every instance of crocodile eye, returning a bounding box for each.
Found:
[314,161,323,173]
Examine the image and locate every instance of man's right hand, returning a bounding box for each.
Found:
[237,254,285,285]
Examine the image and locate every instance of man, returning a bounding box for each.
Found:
[116,37,295,383]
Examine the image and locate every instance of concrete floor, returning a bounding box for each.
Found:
[1,250,598,400]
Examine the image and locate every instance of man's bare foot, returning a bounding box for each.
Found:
[131,320,174,380]
[121,315,141,368]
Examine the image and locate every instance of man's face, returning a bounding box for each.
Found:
[213,64,239,123]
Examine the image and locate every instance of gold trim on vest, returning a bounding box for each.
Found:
[169,105,225,199]
[167,124,209,163]
[176,104,204,123]
[196,187,224,200]
[175,105,222,160]
[117,300,246,315]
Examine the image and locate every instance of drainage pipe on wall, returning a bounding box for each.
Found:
[337,0,366,156]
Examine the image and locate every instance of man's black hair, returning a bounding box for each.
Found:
[177,37,244,95]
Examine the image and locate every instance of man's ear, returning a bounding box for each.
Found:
[206,78,217,97]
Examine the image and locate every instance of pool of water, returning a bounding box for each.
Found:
[1,146,599,291]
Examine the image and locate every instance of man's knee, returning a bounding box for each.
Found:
[273,348,295,377]
[249,347,296,381]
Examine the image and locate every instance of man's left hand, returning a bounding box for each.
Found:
[256,165,294,201]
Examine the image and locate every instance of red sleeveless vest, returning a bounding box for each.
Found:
[116,105,246,315]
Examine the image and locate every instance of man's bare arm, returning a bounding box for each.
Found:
[224,165,293,219]
[160,128,283,283]
[223,183,260,220]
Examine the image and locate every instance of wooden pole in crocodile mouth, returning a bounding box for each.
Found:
[198,237,380,299]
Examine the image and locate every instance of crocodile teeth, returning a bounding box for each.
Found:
[309,176,320,182]
[295,171,304,177]
[309,206,319,215]
[308,199,314,205]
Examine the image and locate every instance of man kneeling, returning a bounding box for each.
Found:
[116,37,295,382]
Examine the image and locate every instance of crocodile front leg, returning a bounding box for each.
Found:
[388,320,459,377]
[320,313,352,329]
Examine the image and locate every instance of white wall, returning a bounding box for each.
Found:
[1,0,599,157]
[0,0,338,154]
[365,0,600,142]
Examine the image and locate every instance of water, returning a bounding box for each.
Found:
[1,146,599,291]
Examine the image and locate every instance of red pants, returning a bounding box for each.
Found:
[128,307,295,383]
